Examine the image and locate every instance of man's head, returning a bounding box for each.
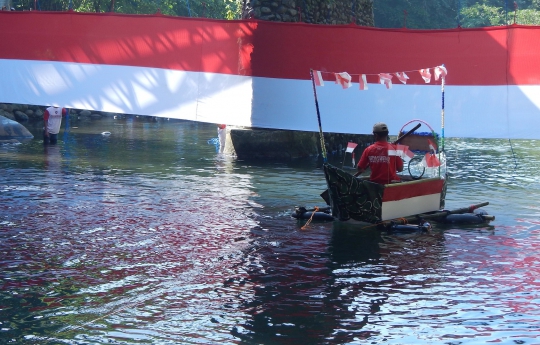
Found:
[372,122,389,140]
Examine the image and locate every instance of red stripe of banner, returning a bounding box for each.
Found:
[2,12,540,85]
[0,12,255,75]
[382,179,445,202]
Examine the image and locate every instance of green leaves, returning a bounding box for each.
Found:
[460,3,506,27]
[373,0,540,29]
[12,0,244,18]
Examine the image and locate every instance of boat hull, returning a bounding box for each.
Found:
[323,163,446,223]
[381,178,445,220]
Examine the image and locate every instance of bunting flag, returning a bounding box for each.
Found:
[422,153,441,168]
[427,138,437,153]
[313,70,324,86]
[317,65,446,91]
[396,144,415,162]
[335,72,352,89]
[378,73,393,89]
[434,65,447,81]
[359,74,368,90]
[345,142,358,153]
[394,72,409,84]
[420,68,432,83]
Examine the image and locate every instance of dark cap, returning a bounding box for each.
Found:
[373,122,388,133]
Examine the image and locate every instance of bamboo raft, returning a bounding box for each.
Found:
[292,202,495,231]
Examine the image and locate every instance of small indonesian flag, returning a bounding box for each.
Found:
[379,73,393,89]
[387,148,399,157]
[359,74,368,90]
[335,72,352,89]
[434,65,447,81]
[427,138,437,153]
[394,72,409,84]
[313,70,324,86]
[420,68,432,83]
[396,144,415,162]
[346,142,358,153]
[422,153,441,168]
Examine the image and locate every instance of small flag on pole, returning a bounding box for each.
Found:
[359,74,368,90]
[422,153,441,167]
[346,142,358,153]
[420,68,432,83]
[427,138,437,153]
[395,72,409,84]
[378,73,393,89]
[434,65,447,80]
[335,72,352,89]
[396,144,415,162]
[313,70,324,86]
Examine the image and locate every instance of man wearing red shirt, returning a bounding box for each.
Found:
[355,122,403,184]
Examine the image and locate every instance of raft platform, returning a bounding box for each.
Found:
[292,202,495,230]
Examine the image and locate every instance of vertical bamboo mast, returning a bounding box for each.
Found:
[440,67,445,153]
[439,65,446,178]
[310,69,328,163]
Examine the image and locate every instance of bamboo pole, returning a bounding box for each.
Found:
[310,69,328,163]
[381,202,490,227]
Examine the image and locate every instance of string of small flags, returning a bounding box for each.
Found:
[312,65,447,90]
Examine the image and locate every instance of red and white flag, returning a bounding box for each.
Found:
[422,153,441,167]
[427,138,437,153]
[396,144,415,162]
[359,74,368,90]
[394,72,409,84]
[419,68,432,83]
[434,65,447,81]
[335,72,352,89]
[378,73,393,89]
[313,70,324,86]
[345,142,358,153]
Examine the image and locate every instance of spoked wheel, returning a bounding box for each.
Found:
[408,156,425,180]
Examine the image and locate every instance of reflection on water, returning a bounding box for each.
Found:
[1,118,540,344]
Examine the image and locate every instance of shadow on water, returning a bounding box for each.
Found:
[235,213,449,344]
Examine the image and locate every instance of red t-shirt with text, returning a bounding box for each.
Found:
[357,141,403,184]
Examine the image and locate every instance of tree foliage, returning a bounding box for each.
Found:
[10,0,540,27]
[12,0,243,18]
[373,0,459,29]
[459,2,506,27]
[373,0,540,28]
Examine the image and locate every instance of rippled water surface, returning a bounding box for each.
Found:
[1,117,540,344]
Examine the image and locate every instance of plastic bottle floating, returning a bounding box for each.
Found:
[101,131,111,136]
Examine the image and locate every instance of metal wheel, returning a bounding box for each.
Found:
[408,156,425,180]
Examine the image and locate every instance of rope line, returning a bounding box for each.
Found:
[301,206,319,230]
[508,138,518,169]
[315,65,444,77]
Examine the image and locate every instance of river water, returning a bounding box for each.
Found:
[1,116,539,345]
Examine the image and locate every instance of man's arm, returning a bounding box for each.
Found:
[354,149,369,177]
[353,167,365,177]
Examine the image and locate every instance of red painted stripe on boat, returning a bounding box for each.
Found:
[382,179,445,202]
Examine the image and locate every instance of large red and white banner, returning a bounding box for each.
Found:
[1,11,540,139]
